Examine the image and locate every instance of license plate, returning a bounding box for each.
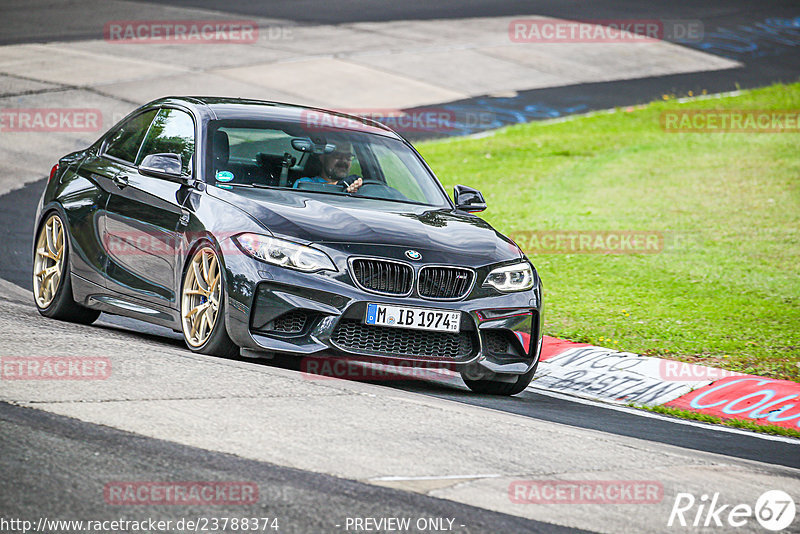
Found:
[365,303,460,333]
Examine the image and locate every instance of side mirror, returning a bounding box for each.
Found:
[139,153,183,180]
[454,184,487,213]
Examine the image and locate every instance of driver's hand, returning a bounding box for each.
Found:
[346,177,363,193]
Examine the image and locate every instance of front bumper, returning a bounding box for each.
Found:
[222,250,543,375]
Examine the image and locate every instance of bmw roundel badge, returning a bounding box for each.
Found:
[405,250,422,260]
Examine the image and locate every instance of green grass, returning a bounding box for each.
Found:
[641,405,800,438]
[418,83,800,381]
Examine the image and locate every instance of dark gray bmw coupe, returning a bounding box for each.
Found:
[33,97,543,395]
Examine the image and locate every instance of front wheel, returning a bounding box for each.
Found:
[180,245,238,358]
[33,212,100,324]
[461,362,538,396]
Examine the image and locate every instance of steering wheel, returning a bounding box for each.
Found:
[352,180,408,201]
[352,179,385,192]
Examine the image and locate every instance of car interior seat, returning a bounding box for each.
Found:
[212,130,229,177]
[290,154,323,188]
[256,153,285,186]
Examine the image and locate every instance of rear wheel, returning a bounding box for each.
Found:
[181,245,238,358]
[461,362,537,396]
[33,212,100,324]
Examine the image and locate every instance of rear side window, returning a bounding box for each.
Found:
[104,110,157,164]
[222,127,295,164]
[136,108,195,175]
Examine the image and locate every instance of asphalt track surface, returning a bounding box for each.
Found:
[2,178,799,472]
[1,402,583,534]
[2,1,799,133]
[1,1,799,532]
[4,0,798,41]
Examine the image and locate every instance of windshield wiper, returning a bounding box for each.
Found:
[218,182,274,189]
[219,182,438,207]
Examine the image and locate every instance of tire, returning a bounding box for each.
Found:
[32,212,100,325]
[461,362,538,396]
[180,244,238,358]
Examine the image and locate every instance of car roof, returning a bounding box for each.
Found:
[143,96,403,139]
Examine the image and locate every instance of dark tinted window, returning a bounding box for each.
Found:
[136,108,195,175]
[104,110,157,163]
[205,121,450,207]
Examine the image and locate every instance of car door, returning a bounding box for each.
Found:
[103,107,196,310]
[70,109,158,288]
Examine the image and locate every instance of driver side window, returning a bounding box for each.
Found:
[136,108,195,175]
[104,110,157,164]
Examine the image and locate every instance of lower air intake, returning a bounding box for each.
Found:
[266,310,308,334]
[331,319,477,360]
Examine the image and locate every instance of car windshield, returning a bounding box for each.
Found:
[206,119,451,208]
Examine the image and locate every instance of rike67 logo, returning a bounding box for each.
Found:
[668,490,796,531]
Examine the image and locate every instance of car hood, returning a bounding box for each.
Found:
[213,187,522,265]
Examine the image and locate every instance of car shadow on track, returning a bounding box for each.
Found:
[24,305,800,469]
[94,312,475,396]
[94,316,186,348]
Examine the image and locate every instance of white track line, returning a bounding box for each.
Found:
[371,474,503,481]
[528,386,800,444]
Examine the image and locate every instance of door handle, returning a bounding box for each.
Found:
[112,174,128,189]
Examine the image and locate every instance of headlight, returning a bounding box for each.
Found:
[233,233,336,273]
[483,262,535,292]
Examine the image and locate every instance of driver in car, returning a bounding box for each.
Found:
[293,141,363,193]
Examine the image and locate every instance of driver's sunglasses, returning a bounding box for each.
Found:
[330,152,355,161]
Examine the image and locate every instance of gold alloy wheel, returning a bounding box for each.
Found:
[182,247,222,347]
[33,214,65,309]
